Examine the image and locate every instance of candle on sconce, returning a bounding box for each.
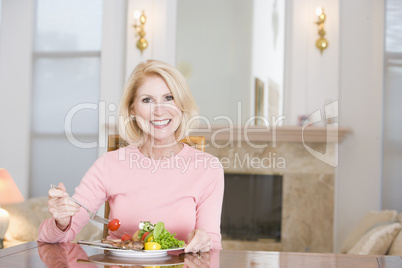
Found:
[133,10,141,24]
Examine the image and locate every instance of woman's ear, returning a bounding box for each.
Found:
[130,104,136,116]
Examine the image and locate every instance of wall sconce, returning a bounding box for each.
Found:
[133,10,148,53]
[315,7,328,54]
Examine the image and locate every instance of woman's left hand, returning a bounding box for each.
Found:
[185,228,211,253]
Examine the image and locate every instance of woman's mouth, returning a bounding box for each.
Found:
[150,119,171,127]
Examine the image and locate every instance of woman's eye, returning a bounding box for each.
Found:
[165,95,174,101]
[142,98,152,103]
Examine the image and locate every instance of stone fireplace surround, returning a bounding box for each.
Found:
[192,125,350,253]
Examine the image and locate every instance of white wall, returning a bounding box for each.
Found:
[98,0,128,154]
[0,0,35,198]
[284,0,339,126]
[335,0,384,252]
[125,0,177,80]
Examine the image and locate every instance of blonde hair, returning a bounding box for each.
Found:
[118,59,199,145]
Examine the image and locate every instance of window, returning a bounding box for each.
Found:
[30,0,103,196]
[382,0,402,211]
[0,0,2,33]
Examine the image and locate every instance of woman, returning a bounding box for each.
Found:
[38,59,224,253]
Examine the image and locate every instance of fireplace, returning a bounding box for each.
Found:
[192,125,350,252]
[221,173,282,242]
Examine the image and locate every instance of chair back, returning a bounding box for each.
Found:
[103,134,206,238]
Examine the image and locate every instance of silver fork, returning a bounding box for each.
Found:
[50,184,109,225]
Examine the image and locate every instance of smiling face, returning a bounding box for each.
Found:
[131,75,182,144]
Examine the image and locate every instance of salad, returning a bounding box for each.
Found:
[133,221,185,250]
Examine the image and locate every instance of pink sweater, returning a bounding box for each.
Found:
[38,144,224,249]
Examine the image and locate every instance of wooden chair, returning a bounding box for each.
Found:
[107,135,205,153]
[102,134,206,238]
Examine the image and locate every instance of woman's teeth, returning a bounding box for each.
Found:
[151,119,171,126]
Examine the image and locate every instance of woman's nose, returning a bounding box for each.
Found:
[152,103,165,114]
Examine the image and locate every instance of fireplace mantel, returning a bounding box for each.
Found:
[191,125,350,143]
[107,124,350,144]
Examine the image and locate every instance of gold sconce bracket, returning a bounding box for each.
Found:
[133,10,148,53]
[315,7,328,54]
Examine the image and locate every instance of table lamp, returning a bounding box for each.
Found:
[0,168,24,249]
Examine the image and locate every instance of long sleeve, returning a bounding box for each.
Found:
[195,157,224,250]
[37,144,224,247]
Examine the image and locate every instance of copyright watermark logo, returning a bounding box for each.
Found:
[63,100,339,167]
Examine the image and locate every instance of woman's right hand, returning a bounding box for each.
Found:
[47,182,80,231]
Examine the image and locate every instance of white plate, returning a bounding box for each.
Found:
[87,253,185,266]
[78,240,184,258]
[105,246,184,258]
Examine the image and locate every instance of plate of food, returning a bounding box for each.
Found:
[81,241,184,258]
[78,221,185,258]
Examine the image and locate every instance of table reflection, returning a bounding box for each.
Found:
[37,242,218,268]
[181,252,211,268]
[38,242,96,268]
[5,241,400,268]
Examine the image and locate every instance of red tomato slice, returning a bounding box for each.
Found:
[141,231,150,241]
[121,233,131,241]
[108,219,120,231]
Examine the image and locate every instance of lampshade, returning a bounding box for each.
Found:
[0,168,24,205]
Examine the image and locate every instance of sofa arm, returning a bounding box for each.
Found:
[2,196,102,244]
